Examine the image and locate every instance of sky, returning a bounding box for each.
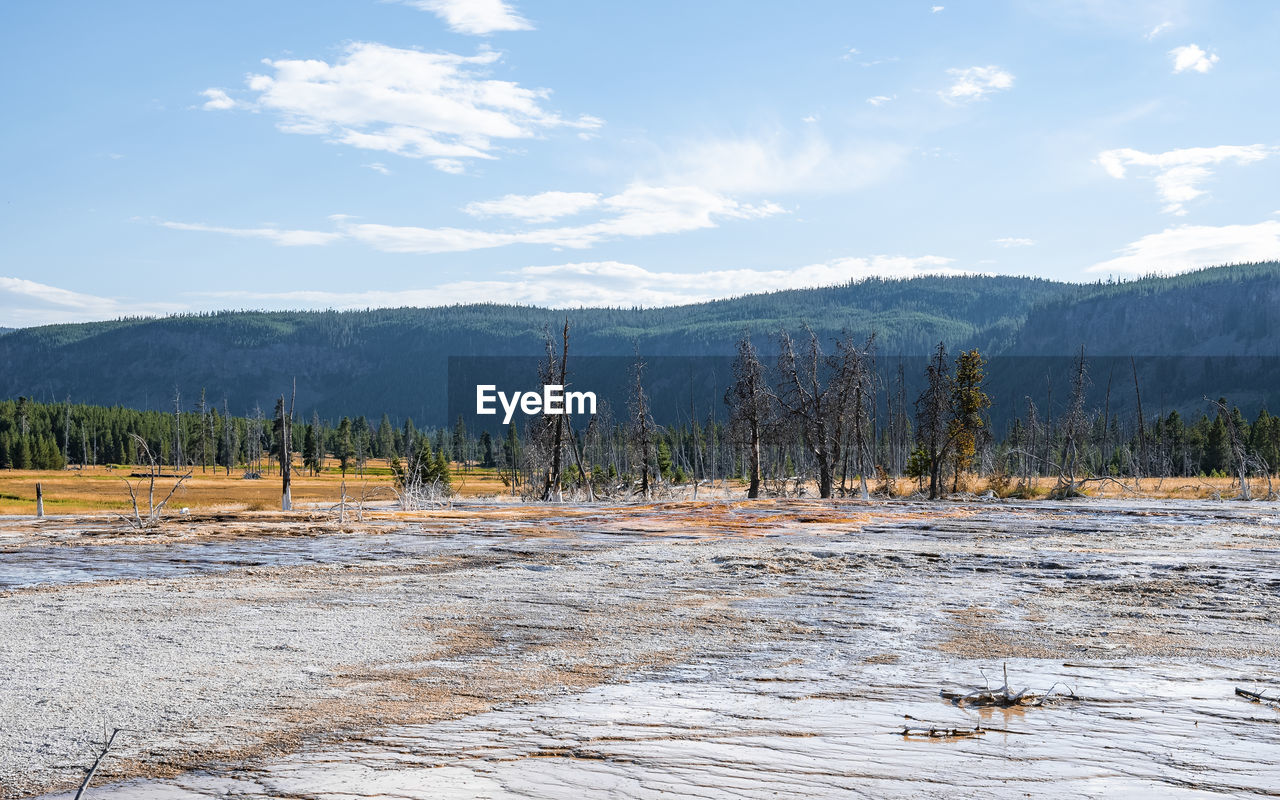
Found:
[3,0,1279,327]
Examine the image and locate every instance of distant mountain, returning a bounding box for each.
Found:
[2,263,1277,424]
[1007,262,1280,356]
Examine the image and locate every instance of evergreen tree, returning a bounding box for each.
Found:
[336,416,355,476]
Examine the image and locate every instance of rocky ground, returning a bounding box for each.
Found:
[2,499,1278,798]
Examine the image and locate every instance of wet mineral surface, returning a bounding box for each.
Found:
[3,499,1278,798]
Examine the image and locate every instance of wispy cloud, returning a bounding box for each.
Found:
[1087,220,1280,274]
[159,221,345,247]
[200,42,601,172]
[1096,144,1270,215]
[1169,43,1218,73]
[931,6,945,13]
[1145,21,1173,40]
[363,162,391,175]
[397,0,532,35]
[5,255,967,325]
[866,95,895,106]
[656,132,909,195]
[464,191,602,223]
[940,65,1014,102]
[195,255,965,309]
[0,277,180,327]
[162,184,784,255]
[994,237,1036,247]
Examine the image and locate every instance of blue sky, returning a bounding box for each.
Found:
[3,0,1279,326]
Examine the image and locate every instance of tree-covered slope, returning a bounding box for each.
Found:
[1006,262,1280,356]
[2,264,1277,422]
[0,275,1064,419]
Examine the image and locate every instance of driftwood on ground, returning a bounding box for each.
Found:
[940,663,1075,707]
[1235,687,1280,707]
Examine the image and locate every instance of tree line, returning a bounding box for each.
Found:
[3,327,1279,503]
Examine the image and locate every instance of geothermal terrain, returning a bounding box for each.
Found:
[2,500,1278,798]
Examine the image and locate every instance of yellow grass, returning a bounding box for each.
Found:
[0,463,1269,516]
[0,458,511,515]
[888,474,1271,500]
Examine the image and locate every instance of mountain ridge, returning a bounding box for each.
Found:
[3,263,1277,422]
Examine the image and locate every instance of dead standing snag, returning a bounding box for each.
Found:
[117,434,191,530]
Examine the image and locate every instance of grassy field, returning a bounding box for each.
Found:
[0,463,1271,516]
[0,459,513,515]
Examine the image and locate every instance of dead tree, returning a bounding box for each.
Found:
[36,481,44,518]
[1131,356,1148,478]
[74,727,128,800]
[914,342,954,499]
[725,333,772,498]
[276,380,296,511]
[1207,396,1254,500]
[628,354,657,499]
[222,398,235,476]
[172,387,183,470]
[776,328,867,499]
[1054,347,1091,497]
[847,334,877,499]
[540,320,571,501]
[118,434,191,530]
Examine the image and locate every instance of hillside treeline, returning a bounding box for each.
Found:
[4,331,1279,502]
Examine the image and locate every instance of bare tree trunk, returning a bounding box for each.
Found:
[173,388,183,470]
[280,380,296,511]
[35,482,44,518]
[1132,357,1147,479]
[546,319,570,502]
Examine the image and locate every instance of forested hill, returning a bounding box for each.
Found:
[1,263,1277,422]
[1007,262,1280,356]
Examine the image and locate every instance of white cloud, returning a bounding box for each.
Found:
[1096,144,1270,215]
[431,158,467,174]
[203,42,600,171]
[195,255,964,310]
[994,237,1036,247]
[159,221,344,247]
[345,185,783,253]
[162,184,783,255]
[1087,220,1280,274]
[931,6,945,12]
[199,88,237,110]
[866,95,895,106]
[1145,21,1173,40]
[464,191,602,223]
[941,65,1014,102]
[0,277,180,327]
[1169,43,1218,73]
[5,255,965,325]
[657,133,909,195]
[398,0,532,35]
[363,162,391,175]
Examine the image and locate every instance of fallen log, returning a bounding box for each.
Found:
[1235,687,1280,707]
[901,724,985,739]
